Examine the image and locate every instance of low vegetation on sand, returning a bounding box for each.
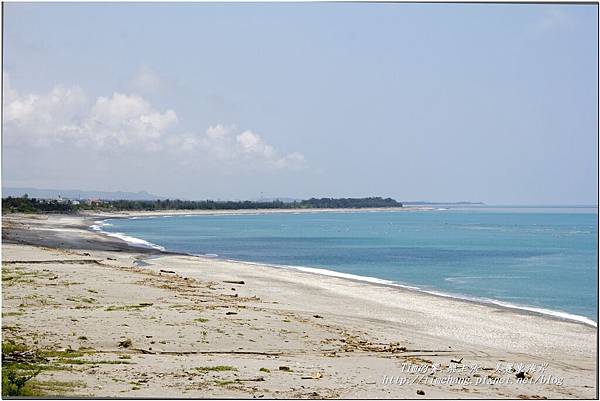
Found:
[1,341,119,396]
[195,365,238,373]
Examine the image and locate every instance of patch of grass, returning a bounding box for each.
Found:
[169,304,190,309]
[193,317,209,323]
[2,311,25,317]
[214,380,235,386]
[259,367,270,373]
[195,365,238,372]
[2,268,56,288]
[40,349,91,358]
[66,296,96,304]
[2,341,28,355]
[28,379,87,395]
[106,303,153,311]
[55,280,84,286]
[2,343,69,373]
[3,325,20,332]
[5,361,66,373]
[118,354,131,359]
[4,268,53,279]
[56,358,131,365]
[43,346,123,366]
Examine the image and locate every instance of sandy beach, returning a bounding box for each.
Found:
[1,212,597,398]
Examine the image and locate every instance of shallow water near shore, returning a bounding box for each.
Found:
[99,207,598,323]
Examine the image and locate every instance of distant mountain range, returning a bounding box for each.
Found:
[3,187,164,201]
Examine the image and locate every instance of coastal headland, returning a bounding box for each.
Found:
[1,212,596,398]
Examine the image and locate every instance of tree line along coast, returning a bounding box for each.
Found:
[2,195,403,214]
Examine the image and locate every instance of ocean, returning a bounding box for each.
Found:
[95,207,598,325]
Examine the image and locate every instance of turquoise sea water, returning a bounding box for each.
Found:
[97,207,598,324]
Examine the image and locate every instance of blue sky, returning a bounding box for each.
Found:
[3,3,598,204]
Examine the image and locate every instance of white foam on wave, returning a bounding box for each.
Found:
[227,259,420,291]
[194,253,219,258]
[488,299,597,327]
[89,219,165,251]
[445,275,527,282]
[421,288,598,327]
[102,231,166,251]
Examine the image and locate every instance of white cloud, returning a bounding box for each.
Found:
[3,80,88,147]
[237,130,273,156]
[170,124,306,170]
[3,82,177,151]
[83,93,178,149]
[4,80,305,170]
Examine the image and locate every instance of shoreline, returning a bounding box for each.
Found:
[222,259,599,328]
[2,212,597,398]
[91,213,598,328]
[78,206,419,220]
